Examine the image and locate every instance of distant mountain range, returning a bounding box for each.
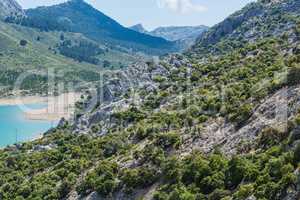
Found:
[129,24,209,48]
[6,0,178,55]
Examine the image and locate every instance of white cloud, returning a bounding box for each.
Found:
[157,0,207,14]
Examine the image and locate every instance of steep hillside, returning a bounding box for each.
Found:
[0,0,145,96]
[0,0,24,19]
[0,19,142,96]
[191,0,300,55]
[0,0,300,200]
[0,20,103,96]
[10,0,177,55]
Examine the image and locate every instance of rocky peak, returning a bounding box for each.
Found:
[129,24,148,34]
[0,0,24,19]
[260,0,285,5]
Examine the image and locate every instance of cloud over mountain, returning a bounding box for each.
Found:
[157,0,207,14]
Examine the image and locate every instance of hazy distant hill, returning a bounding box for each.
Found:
[129,24,148,34]
[130,24,208,48]
[151,25,208,42]
[13,0,177,55]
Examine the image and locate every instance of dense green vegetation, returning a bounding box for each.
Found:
[0,0,300,199]
[58,39,104,64]
[0,31,299,199]
[0,20,142,96]
[0,114,299,199]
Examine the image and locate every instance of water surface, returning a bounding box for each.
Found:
[0,104,56,147]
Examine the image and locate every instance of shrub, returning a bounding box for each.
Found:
[121,167,158,193]
[225,157,247,188]
[254,181,279,199]
[155,132,181,149]
[153,191,169,200]
[78,161,118,196]
[168,186,196,200]
[200,172,225,194]
[233,184,254,200]
[258,127,289,148]
[230,103,253,127]
[182,154,212,186]
[208,189,231,200]
[287,67,300,86]
[293,143,300,165]
[163,156,182,183]
[19,40,28,46]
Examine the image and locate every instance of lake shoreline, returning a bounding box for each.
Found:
[0,93,81,121]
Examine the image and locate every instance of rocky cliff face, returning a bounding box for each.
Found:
[192,0,300,54]
[0,0,24,19]
[73,61,168,135]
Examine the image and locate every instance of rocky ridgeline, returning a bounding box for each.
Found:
[73,61,170,135]
[192,0,300,54]
[0,0,24,19]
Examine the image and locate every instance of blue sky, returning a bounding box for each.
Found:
[18,0,255,30]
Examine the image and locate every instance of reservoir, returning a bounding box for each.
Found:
[0,104,56,148]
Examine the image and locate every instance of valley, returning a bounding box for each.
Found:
[0,0,300,200]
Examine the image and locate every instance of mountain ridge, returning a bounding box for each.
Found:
[191,0,300,55]
[129,24,209,49]
[8,0,177,55]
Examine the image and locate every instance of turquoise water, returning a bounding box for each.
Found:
[0,104,57,147]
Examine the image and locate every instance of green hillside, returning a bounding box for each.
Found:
[0,0,300,200]
[0,20,143,96]
[8,0,177,55]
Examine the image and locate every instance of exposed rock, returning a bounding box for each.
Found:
[183,85,300,155]
[0,0,24,19]
[246,195,257,200]
[33,144,56,152]
[57,117,68,128]
[73,62,168,135]
[192,0,300,54]
[129,24,148,34]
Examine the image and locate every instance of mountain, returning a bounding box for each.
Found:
[12,0,177,55]
[129,23,148,34]
[151,25,208,42]
[1,0,300,200]
[191,0,300,55]
[130,24,208,49]
[0,0,24,19]
[0,0,144,97]
[0,20,106,96]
